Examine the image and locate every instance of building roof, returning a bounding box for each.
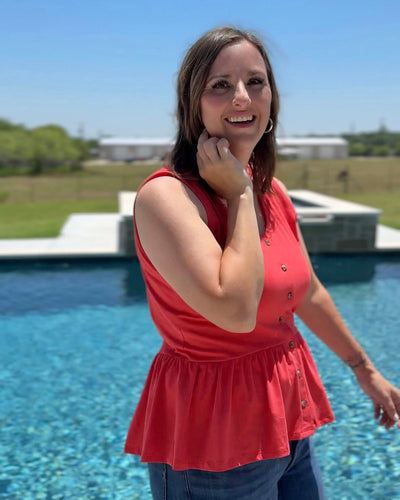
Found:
[277,137,347,146]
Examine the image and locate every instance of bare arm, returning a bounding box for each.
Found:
[135,133,264,332]
[272,178,400,429]
[295,225,400,429]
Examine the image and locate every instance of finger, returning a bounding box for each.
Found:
[202,137,220,162]
[383,388,400,429]
[374,404,381,420]
[378,391,400,424]
[196,130,208,161]
[197,139,220,179]
[197,129,209,147]
[196,144,209,164]
[379,412,390,427]
[378,410,399,430]
[384,405,400,427]
[393,411,400,430]
[216,138,230,159]
[384,415,396,430]
[393,392,400,426]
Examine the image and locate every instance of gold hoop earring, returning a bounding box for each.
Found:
[264,118,273,134]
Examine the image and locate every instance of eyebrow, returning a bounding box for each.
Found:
[206,70,267,83]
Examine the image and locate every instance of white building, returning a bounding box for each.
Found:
[276,137,348,160]
[99,136,348,162]
[99,137,174,162]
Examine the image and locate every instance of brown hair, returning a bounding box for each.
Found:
[170,26,280,194]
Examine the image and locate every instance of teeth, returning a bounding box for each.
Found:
[228,115,254,123]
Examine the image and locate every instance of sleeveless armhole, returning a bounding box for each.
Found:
[133,166,227,250]
[270,178,299,241]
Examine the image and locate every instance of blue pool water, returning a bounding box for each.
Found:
[1,256,400,499]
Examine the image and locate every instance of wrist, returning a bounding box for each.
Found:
[344,352,373,371]
[344,354,377,385]
[226,185,254,205]
[346,356,367,370]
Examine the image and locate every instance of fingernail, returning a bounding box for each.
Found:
[394,413,399,422]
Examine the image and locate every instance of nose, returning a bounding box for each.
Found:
[232,82,251,106]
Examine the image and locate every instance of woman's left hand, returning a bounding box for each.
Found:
[354,367,400,430]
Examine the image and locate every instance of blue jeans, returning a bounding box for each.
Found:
[147,438,325,500]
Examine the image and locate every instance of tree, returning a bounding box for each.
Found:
[0,129,34,167]
[349,143,366,156]
[0,118,95,171]
[0,118,17,131]
[31,125,81,171]
[342,129,400,156]
[372,145,390,156]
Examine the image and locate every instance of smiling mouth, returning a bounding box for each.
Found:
[227,115,255,124]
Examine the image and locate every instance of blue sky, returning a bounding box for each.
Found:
[1,0,399,139]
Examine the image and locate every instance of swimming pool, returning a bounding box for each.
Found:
[1,255,399,499]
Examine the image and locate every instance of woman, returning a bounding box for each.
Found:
[125,27,400,499]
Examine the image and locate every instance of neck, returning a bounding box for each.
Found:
[230,144,253,167]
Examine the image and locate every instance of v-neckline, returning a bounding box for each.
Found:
[214,192,268,237]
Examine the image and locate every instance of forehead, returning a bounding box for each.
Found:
[208,40,267,76]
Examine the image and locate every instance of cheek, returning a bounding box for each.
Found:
[257,93,272,127]
[200,98,220,130]
[199,99,207,125]
[263,89,273,114]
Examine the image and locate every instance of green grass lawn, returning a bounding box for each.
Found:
[0,158,399,238]
[0,199,117,238]
[335,192,400,229]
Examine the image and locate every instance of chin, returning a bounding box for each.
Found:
[229,133,262,148]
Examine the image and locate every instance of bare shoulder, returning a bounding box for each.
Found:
[135,175,207,223]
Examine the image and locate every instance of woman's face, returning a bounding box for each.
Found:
[200,41,272,154]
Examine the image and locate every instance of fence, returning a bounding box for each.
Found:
[3,174,142,203]
[1,159,400,204]
[277,159,400,195]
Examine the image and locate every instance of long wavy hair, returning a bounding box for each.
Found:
[169,26,280,194]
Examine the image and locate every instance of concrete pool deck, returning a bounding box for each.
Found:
[0,191,400,259]
[0,213,124,259]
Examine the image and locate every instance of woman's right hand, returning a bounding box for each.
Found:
[196,130,252,200]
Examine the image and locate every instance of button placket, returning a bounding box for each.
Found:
[294,356,309,413]
[279,264,290,325]
[287,341,309,411]
[279,262,308,412]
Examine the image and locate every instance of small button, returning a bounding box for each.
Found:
[279,316,284,323]
[281,264,287,272]
[289,341,295,349]
[264,239,271,246]
[287,292,293,299]
[301,400,307,408]
[297,369,302,378]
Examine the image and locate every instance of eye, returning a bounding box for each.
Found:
[248,77,264,86]
[211,79,231,90]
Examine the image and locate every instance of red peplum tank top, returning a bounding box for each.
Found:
[124,166,334,472]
